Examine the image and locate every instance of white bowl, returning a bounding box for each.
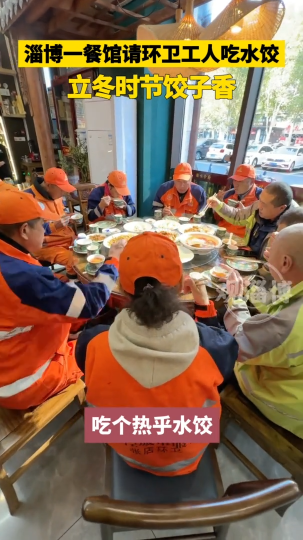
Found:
[112,198,125,208]
[179,232,222,254]
[103,232,137,250]
[178,217,191,224]
[154,219,179,231]
[87,254,105,264]
[178,223,216,235]
[123,221,153,233]
[70,213,83,224]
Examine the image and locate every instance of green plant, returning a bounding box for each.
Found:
[59,139,90,183]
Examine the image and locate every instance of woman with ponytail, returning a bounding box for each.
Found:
[76,232,238,476]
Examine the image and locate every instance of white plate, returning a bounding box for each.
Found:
[97,221,117,230]
[154,219,180,231]
[103,232,138,249]
[179,232,222,254]
[178,245,194,264]
[123,221,153,233]
[145,218,156,225]
[73,246,88,255]
[178,223,216,235]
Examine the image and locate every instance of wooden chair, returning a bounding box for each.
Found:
[0,379,86,515]
[220,385,303,494]
[82,445,300,540]
[67,183,96,232]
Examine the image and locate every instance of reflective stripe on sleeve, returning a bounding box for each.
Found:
[93,272,116,293]
[66,282,86,318]
[0,325,33,341]
[152,201,164,207]
[118,447,206,473]
[0,358,52,398]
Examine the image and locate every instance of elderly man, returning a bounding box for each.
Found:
[208,182,293,258]
[153,163,206,217]
[25,168,76,277]
[223,224,303,438]
[215,164,262,238]
[0,188,124,410]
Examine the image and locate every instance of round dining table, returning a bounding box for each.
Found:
[72,218,258,310]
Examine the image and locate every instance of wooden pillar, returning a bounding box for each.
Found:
[187,97,202,168]
[23,68,56,171]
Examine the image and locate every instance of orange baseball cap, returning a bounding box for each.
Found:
[44,168,76,193]
[173,162,192,181]
[108,170,130,196]
[230,164,256,182]
[119,232,183,295]
[0,189,54,224]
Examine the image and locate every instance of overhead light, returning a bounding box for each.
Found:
[136,0,285,77]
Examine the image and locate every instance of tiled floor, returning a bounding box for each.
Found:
[0,403,302,540]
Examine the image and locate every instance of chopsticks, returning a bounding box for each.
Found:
[198,203,209,218]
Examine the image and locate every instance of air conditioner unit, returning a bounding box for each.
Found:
[84,96,137,208]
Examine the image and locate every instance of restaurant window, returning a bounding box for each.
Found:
[244,0,303,185]
[179,0,249,184]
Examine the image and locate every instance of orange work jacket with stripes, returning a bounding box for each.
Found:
[215,184,262,237]
[77,304,238,476]
[152,181,206,217]
[0,233,119,409]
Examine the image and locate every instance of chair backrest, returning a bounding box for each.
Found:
[73,183,96,228]
[82,478,300,530]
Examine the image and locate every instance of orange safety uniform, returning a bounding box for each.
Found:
[0,233,119,409]
[153,180,206,217]
[215,184,262,237]
[25,179,76,273]
[76,303,237,476]
[76,232,238,476]
[88,183,136,223]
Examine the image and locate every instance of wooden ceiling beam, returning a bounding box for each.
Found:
[26,0,64,24]
[70,12,131,31]
[158,0,178,9]
[94,0,152,22]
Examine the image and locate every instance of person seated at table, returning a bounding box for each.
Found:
[88,170,136,222]
[248,207,303,311]
[76,232,238,476]
[0,188,125,410]
[25,167,77,278]
[214,164,262,238]
[224,224,303,439]
[152,163,206,217]
[208,182,294,258]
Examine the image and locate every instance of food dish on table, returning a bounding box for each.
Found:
[226,259,259,272]
[180,232,221,253]
[103,232,137,248]
[88,233,106,242]
[154,219,180,230]
[155,229,179,242]
[210,266,230,283]
[123,221,153,233]
[178,223,215,235]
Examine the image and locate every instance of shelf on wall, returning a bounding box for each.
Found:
[0,67,17,76]
[2,113,26,118]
